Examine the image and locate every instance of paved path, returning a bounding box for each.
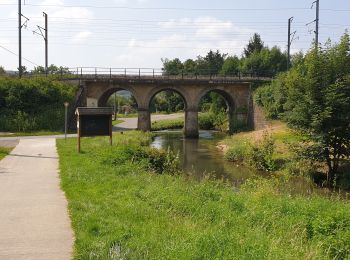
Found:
[0,138,73,260]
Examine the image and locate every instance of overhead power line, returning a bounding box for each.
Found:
[0,3,349,12]
[0,44,39,66]
[0,3,313,11]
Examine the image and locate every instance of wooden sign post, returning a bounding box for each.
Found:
[75,107,113,153]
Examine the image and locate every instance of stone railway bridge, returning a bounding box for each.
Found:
[67,73,270,138]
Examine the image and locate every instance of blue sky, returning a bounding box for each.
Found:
[0,0,349,70]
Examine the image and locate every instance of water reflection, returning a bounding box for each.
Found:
[151,130,256,185]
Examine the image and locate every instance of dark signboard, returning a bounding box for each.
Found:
[75,107,113,152]
[80,115,110,137]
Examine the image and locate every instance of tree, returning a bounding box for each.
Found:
[0,66,5,75]
[220,56,240,76]
[17,66,27,74]
[203,50,226,75]
[161,58,183,75]
[241,47,287,77]
[244,33,265,57]
[33,64,70,74]
[183,59,197,74]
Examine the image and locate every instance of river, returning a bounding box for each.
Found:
[151,130,257,187]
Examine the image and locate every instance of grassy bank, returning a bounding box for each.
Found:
[221,121,350,190]
[151,118,183,130]
[57,131,350,259]
[150,112,228,131]
[0,146,13,160]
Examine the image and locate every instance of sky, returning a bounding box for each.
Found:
[0,0,350,71]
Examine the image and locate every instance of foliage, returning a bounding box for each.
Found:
[244,33,265,57]
[255,33,350,183]
[241,47,287,77]
[0,77,77,132]
[150,91,184,113]
[57,131,350,259]
[224,143,247,162]
[32,64,70,75]
[220,56,240,76]
[246,131,276,171]
[0,66,5,75]
[161,58,183,75]
[161,33,287,78]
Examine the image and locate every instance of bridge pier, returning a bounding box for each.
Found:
[184,109,199,138]
[137,108,151,132]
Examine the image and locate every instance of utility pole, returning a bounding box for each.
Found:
[287,17,296,70]
[44,12,48,73]
[33,12,48,74]
[18,0,21,77]
[315,0,319,49]
[18,0,29,77]
[307,0,320,49]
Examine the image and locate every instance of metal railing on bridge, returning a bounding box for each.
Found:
[15,67,274,82]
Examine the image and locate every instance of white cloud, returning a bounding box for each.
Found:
[113,17,252,67]
[73,31,92,43]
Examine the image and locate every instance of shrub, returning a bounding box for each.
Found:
[247,132,276,171]
[198,113,215,130]
[0,77,76,132]
[224,143,247,162]
[103,145,180,175]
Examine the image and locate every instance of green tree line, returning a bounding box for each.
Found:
[162,33,288,77]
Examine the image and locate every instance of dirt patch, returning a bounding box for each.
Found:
[216,144,229,153]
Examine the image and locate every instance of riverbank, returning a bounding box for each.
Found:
[57,131,350,259]
[220,121,350,191]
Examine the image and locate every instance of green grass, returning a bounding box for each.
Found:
[112,119,124,126]
[114,113,138,118]
[151,118,184,130]
[57,132,350,259]
[0,146,13,160]
[0,131,63,137]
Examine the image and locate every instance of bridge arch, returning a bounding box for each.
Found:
[146,86,189,109]
[97,85,139,107]
[197,87,237,133]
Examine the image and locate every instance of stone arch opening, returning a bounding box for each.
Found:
[98,86,139,108]
[98,87,139,129]
[148,88,187,131]
[198,89,236,133]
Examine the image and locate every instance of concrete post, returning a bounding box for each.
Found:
[184,108,199,138]
[137,108,151,131]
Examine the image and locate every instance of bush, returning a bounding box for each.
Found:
[224,143,247,162]
[103,144,180,175]
[199,112,228,131]
[247,132,276,171]
[0,77,76,132]
[198,113,215,130]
